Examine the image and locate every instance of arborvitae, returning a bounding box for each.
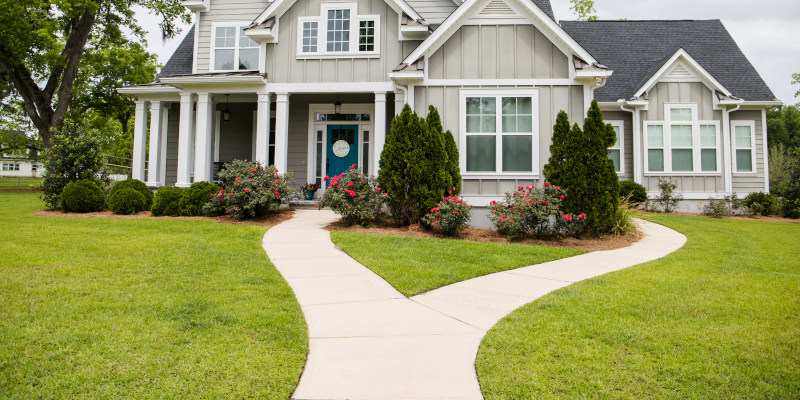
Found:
[379,104,416,225]
[545,100,619,233]
[542,110,571,184]
[426,106,461,194]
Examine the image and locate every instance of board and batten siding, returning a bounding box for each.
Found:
[602,110,633,179]
[265,0,408,83]
[413,85,585,196]
[165,104,181,187]
[640,82,724,193]
[730,109,766,193]
[196,0,271,73]
[427,25,569,80]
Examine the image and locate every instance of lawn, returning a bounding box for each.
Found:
[331,231,585,296]
[0,177,41,190]
[476,214,800,399]
[0,193,307,399]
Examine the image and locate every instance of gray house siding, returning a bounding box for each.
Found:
[405,0,457,23]
[641,82,724,193]
[216,103,256,163]
[266,0,406,83]
[427,25,569,80]
[602,110,633,179]
[196,0,271,73]
[165,105,181,187]
[730,109,766,193]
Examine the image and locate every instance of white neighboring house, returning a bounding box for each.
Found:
[118,0,780,212]
[1,157,42,178]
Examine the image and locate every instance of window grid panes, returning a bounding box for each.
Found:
[670,124,693,172]
[645,105,721,174]
[302,21,318,53]
[608,124,622,173]
[734,125,753,172]
[465,95,535,173]
[214,25,259,71]
[362,130,370,175]
[316,130,324,184]
[359,20,374,52]
[700,124,717,172]
[647,124,665,172]
[326,9,350,52]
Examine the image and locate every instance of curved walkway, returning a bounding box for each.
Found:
[262,210,686,400]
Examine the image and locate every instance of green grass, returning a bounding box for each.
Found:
[331,232,585,296]
[0,193,306,399]
[476,215,800,399]
[0,177,41,190]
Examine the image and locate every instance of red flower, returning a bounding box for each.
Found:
[560,195,565,200]
[563,214,573,222]
[454,210,458,214]
[324,176,330,181]
[431,208,440,212]
[245,188,250,193]
[579,213,587,220]
[545,181,551,187]
[348,182,354,187]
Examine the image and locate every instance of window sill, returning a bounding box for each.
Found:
[462,173,540,180]
[296,53,380,59]
[209,69,259,73]
[732,172,759,176]
[644,172,722,177]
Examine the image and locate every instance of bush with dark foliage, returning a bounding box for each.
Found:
[151,186,184,216]
[60,179,106,213]
[109,179,153,209]
[619,180,648,204]
[180,181,221,216]
[109,187,147,215]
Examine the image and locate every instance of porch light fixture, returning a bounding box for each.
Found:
[223,94,232,121]
[334,96,342,115]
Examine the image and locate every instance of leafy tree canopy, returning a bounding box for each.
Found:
[767,105,800,151]
[570,0,597,21]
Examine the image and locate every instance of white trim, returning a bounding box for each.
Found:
[182,0,210,12]
[251,110,257,161]
[210,22,262,73]
[646,192,730,201]
[633,49,732,99]
[306,103,375,188]
[193,16,200,74]
[214,110,221,163]
[146,101,164,187]
[252,0,421,26]
[265,82,395,93]
[722,106,733,194]
[160,75,266,86]
[741,101,783,107]
[762,109,769,193]
[644,103,722,175]
[176,92,196,188]
[462,195,503,207]
[459,88,540,178]
[421,78,576,86]
[117,85,181,96]
[132,100,149,181]
[731,119,757,175]
[296,5,381,58]
[607,120,624,175]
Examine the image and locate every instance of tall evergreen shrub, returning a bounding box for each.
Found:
[543,100,619,233]
[427,106,461,193]
[542,111,571,184]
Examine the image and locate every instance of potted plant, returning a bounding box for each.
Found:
[301,182,321,200]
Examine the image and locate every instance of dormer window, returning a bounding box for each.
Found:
[212,23,260,71]
[297,3,379,57]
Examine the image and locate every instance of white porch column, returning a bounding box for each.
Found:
[274,93,290,173]
[373,92,387,174]
[159,104,170,186]
[132,100,149,181]
[176,92,195,188]
[194,92,215,183]
[146,101,164,187]
[256,92,272,165]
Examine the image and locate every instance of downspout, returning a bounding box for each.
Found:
[392,81,409,114]
[619,101,642,185]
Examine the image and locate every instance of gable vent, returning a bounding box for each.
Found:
[480,0,515,15]
[666,63,694,80]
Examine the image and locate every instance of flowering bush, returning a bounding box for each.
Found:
[421,194,471,236]
[203,160,295,219]
[489,183,586,240]
[317,165,386,226]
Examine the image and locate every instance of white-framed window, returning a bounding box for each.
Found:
[460,89,539,177]
[2,163,20,171]
[732,120,757,173]
[211,23,260,71]
[644,104,721,175]
[297,3,379,57]
[607,120,624,174]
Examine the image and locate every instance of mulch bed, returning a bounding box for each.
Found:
[325,219,641,252]
[639,210,800,224]
[33,208,296,227]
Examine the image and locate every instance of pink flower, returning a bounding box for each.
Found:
[579,213,587,220]
[431,208,440,212]
[454,210,458,214]
[545,182,551,187]
[245,188,250,193]
[348,182,354,187]
[324,176,330,181]
[560,195,565,200]
[563,214,573,222]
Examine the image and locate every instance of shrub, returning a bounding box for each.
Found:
[619,180,648,204]
[109,179,153,210]
[421,194,472,236]
[205,160,294,219]
[543,102,619,234]
[60,179,106,213]
[744,192,776,216]
[610,195,640,236]
[653,178,683,213]
[151,186,184,217]
[379,105,456,226]
[40,121,108,209]
[702,198,730,218]
[109,187,147,215]
[180,181,221,216]
[489,184,586,241]
[318,165,386,226]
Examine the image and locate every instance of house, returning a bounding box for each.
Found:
[0,157,42,178]
[118,0,779,212]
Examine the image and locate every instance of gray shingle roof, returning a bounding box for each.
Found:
[157,25,195,80]
[561,20,777,102]
[532,0,554,21]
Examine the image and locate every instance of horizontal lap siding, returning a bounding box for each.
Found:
[165,105,181,186]
[405,0,457,23]
[267,0,402,83]
[603,110,633,179]
[731,110,766,193]
[197,0,271,73]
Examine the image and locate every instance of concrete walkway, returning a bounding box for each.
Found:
[262,210,686,400]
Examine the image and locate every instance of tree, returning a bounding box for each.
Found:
[0,0,189,149]
[545,100,619,233]
[570,0,597,21]
[543,111,571,184]
[767,105,800,151]
[379,104,417,225]
[792,73,800,98]
[425,106,461,194]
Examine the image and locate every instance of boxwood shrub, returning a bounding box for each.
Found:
[151,186,184,216]
[109,187,147,215]
[109,179,153,209]
[60,179,106,213]
[619,180,648,204]
[744,192,776,216]
[180,181,222,216]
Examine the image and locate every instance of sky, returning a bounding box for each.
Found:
[135,0,800,104]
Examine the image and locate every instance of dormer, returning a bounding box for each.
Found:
[182,0,210,12]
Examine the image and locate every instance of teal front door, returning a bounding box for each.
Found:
[326,125,358,178]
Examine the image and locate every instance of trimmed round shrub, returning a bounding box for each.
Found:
[151,186,184,216]
[109,179,153,209]
[180,181,221,216]
[60,179,106,213]
[744,192,776,216]
[619,180,648,204]
[109,187,147,215]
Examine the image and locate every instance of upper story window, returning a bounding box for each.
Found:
[606,121,624,174]
[213,24,260,71]
[297,3,379,57]
[644,104,721,175]
[732,120,757,173]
